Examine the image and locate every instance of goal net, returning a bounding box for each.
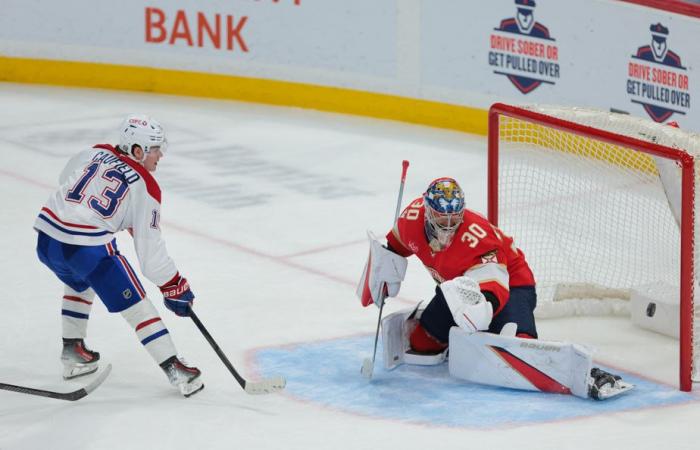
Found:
[488,103,699,391]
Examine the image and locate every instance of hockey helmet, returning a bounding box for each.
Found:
[118,114,167,160]
[423,177,465,250]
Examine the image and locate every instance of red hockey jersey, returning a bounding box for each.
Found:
[386,197,535,314]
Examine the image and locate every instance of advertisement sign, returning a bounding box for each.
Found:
[488,0,560,94]
[421,0,699,130]
[626,23,691,122]
[0,0,398,80]
[1,0,700,131]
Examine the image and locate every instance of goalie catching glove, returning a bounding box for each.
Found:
[357,231,408,308]
[160,273,195,317]
[440,275,493,333]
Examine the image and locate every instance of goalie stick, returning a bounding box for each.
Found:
[0,363,112,401]
[190,310,286,395]
[361,160,410,380]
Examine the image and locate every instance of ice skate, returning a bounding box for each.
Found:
[588,367,634,400]
[61,338,100,380]
[160,356,204,398]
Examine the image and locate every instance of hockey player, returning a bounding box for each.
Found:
[358,177,632,400]
[34,114,203,397]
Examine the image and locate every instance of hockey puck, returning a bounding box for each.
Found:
[646,302,656,317]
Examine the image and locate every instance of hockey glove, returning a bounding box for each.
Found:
[160,273,195,317]
[356,231,408,308]
[439,276,493,333]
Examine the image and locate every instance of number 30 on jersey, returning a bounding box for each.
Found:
[401,199,487,248]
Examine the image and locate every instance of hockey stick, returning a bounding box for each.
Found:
[0,363,112,401]
[190,310,286,395]
[361,160,410,380]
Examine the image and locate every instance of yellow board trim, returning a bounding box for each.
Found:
[0,56,488,135]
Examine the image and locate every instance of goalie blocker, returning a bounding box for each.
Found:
[357,231,408,307]
[381,306,634,400]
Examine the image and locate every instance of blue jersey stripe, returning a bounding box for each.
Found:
[141,329,169,346]
[38,214,112,237]
[62,309,90,319]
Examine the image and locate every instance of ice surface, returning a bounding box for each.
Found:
[1,83,699,450]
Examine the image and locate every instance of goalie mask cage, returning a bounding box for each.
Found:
[488,103,699,391]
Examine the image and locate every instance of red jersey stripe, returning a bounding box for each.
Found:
[41,207,99,229]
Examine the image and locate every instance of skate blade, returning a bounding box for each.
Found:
[183,383,204,398]
[596,381,635,400]
[179,379,205,397]
[63,363,99,380]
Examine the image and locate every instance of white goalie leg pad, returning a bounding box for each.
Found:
[448,326,593,398]
[62,285,96,339]
[440,276,493,333]
[381,307,416,370]
[381,305,447,370]
[121,298,178,365]
[357,230,408,307]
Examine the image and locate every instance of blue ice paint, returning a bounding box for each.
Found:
[252,335,698,428]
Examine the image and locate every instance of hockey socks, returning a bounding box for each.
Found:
[61,286,96,340]
[121,298,178,365]
[122,299,204,396]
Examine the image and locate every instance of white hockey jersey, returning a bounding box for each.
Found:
[34,144,178,287]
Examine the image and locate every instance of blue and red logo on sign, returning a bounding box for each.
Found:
[627,23,690,123]
[488,0,560,94]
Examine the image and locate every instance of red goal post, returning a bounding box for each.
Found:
[487,103,697,391]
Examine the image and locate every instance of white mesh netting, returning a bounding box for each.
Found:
[495,105,700,382]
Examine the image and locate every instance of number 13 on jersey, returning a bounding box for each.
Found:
[66,162,129,218]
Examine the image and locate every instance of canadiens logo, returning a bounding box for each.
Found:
[627,23,690,123]
[488,0,560,94]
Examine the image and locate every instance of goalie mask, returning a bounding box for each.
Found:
[424,177,465,251]
[118,114,167,162]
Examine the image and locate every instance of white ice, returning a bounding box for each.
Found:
[1,83,699,450]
